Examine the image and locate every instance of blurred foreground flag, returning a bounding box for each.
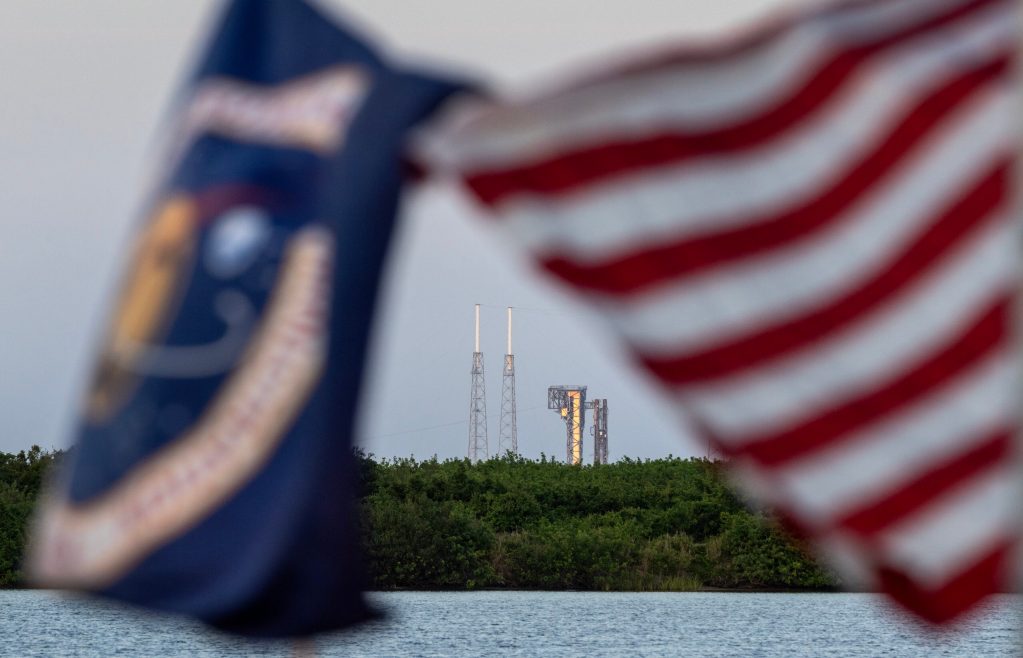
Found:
[29,0,464,636]
[417,0,1019,624]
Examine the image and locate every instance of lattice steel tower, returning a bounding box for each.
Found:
[468,304,488,462]
[591,399,609,464]
[498,307,518,456]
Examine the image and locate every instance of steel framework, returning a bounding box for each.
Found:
[498,307,518,456]
[548,385,587,465]
[468,304,488,462]
[548,386,609,465]
[591,399,608,465]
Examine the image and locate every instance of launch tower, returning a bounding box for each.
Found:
[547,385,609,464]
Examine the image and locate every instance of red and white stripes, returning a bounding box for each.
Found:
[418,0,1019,624]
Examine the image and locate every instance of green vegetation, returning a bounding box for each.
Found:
[0,446,60,587]
[0,448,838,591]
[358,452,838,591]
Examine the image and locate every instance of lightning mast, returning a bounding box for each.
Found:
[498,307,518,456]
[468,304,488,462]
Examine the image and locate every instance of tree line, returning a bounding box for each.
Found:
[357,451,837,590]
[0,446,58,587]
[0,447,838,591]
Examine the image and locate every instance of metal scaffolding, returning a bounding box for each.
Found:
[547,385,587,465]
[548,386,609,465]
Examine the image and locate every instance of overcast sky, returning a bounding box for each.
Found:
[0,0,795,461]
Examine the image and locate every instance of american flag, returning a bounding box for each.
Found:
[417,0,1019,623]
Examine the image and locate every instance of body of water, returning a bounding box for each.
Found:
[0,590,1017,657]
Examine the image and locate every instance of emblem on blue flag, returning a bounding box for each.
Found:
[29,0,467,637]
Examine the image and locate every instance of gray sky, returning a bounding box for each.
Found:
[0,0,790,461]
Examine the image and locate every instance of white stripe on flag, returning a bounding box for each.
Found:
[420,0,987,172]
[684,219,1012,439]
[501,10,1012,261]
[601,91,1009,354]
[777,353,1013,524]
[878,466,1016,586]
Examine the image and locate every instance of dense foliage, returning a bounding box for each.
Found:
[0,446,60,587]
[358,452,838,591]
[0,448,838,591]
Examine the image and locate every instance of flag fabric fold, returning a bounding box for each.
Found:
[29,0,466,637]
[415,0,1020,624]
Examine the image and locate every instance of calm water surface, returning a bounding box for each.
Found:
[0,590,1018,657]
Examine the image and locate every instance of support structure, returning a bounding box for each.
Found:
[498,307,518,456]
[548,385,587,465]
[468,304,488,462]
[591,399,609,465]
[548,386,610,465]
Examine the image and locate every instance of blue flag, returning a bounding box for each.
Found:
[29,0,466,637]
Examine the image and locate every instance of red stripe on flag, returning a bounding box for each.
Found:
[877,538,1012,624]
[464,0,1002,206]
[641,162,1007,384]
[837,430,1010,537]
[575,0,997,86]
[735,296,1008,466]
[539,57,1008,295]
